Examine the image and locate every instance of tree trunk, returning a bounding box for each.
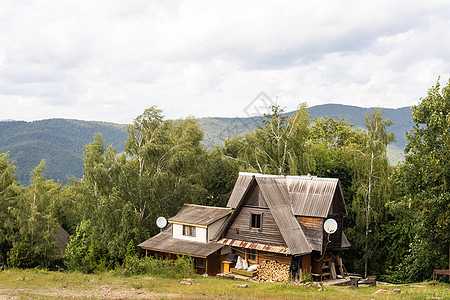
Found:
[364,151,374,279]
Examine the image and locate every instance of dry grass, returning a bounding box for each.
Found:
[0,268,448,299]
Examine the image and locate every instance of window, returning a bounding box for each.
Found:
[182,225,196,237]
[194,257,206,268]
[247,249,257,261]
[251,213,261,229]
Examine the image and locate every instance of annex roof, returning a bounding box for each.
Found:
[168,204,231,226]
[138,233,224,258]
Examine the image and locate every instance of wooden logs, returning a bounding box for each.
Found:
[255,260,290,282]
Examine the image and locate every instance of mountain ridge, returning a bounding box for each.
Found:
[0,104,412,184]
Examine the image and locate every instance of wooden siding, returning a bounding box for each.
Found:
[328,193,344,215]
[246,186,268,208]
[325,194,344,250]
[297,216,323,251]
[258,250,292,265]
[302,253,312,274]
[206,253,227,276]
[312,252,323,274]
[226,206,286,246]
[324,215,343,250]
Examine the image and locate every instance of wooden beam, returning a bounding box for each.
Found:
[169,220,207,228]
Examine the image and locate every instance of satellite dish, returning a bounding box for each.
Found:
[156,217,167,229]
[324,218,338,234]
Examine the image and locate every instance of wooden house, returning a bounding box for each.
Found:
[213,172,350,280]
[138,204,232,275]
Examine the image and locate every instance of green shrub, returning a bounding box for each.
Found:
[7,241,35,268]
[123,255,195,279]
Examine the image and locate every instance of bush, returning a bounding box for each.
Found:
[123,255,195,278]
[7,241,35,268]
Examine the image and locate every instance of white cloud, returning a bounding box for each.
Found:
[0,0,449,123]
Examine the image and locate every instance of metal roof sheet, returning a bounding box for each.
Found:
[168,204,231,226]
[287,177,339,218]
[341,232,351,249]
[227,174,254,208]
[217,238,291,255]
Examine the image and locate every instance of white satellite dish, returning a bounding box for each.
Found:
[324,218,338,234]
[156,217,167,229]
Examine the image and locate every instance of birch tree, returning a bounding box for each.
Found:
[351,109,395,278]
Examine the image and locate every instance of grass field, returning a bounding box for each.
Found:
[0,269,448,299]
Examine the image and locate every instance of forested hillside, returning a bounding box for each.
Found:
[200,105,411,164]
[1,104,412,184]
[0,119,128,184]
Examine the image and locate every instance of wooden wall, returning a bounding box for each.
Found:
[297,216,323,251]
[301,253,311,274]
[207,253,228,276]
[326,193,344,249]
[226,206,286,245]
[225,184,286,246]
[258,250,292,265]
[245,186,268,207]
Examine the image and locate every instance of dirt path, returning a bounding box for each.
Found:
[0,286,198,299]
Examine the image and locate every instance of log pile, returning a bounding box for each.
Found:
[255,260,290,282]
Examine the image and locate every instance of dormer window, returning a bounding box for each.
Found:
[182,225,196,237]
[251,213,262,230]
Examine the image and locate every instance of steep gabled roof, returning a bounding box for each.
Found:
[169,204,231,226]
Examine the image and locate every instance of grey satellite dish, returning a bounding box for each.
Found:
[156,216,167,229]
[324,218,338,234]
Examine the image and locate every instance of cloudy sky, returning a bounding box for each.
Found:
[1,0,449,124]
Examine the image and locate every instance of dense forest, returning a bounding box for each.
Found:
[0,80,448,283]
[0,105,411,184]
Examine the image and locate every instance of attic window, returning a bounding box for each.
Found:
[251,213,262,230]
[182,225,196,237]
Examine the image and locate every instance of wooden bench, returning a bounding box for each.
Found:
[230,268,257,278]
[433,269,450,283]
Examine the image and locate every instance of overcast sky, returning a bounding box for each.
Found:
[1,1,449,124]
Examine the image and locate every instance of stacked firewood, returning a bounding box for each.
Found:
[255,260,290,282]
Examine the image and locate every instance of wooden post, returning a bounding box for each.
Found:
[205,257,209,275]
[331,261,337,279]
[350,276,360,289]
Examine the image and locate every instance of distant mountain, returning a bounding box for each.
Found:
[199,104,412,164]
[0,104,412,184]
[0,119,128,184]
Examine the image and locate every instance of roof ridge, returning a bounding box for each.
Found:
[238,172,339,181]
[184,203,232,210]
